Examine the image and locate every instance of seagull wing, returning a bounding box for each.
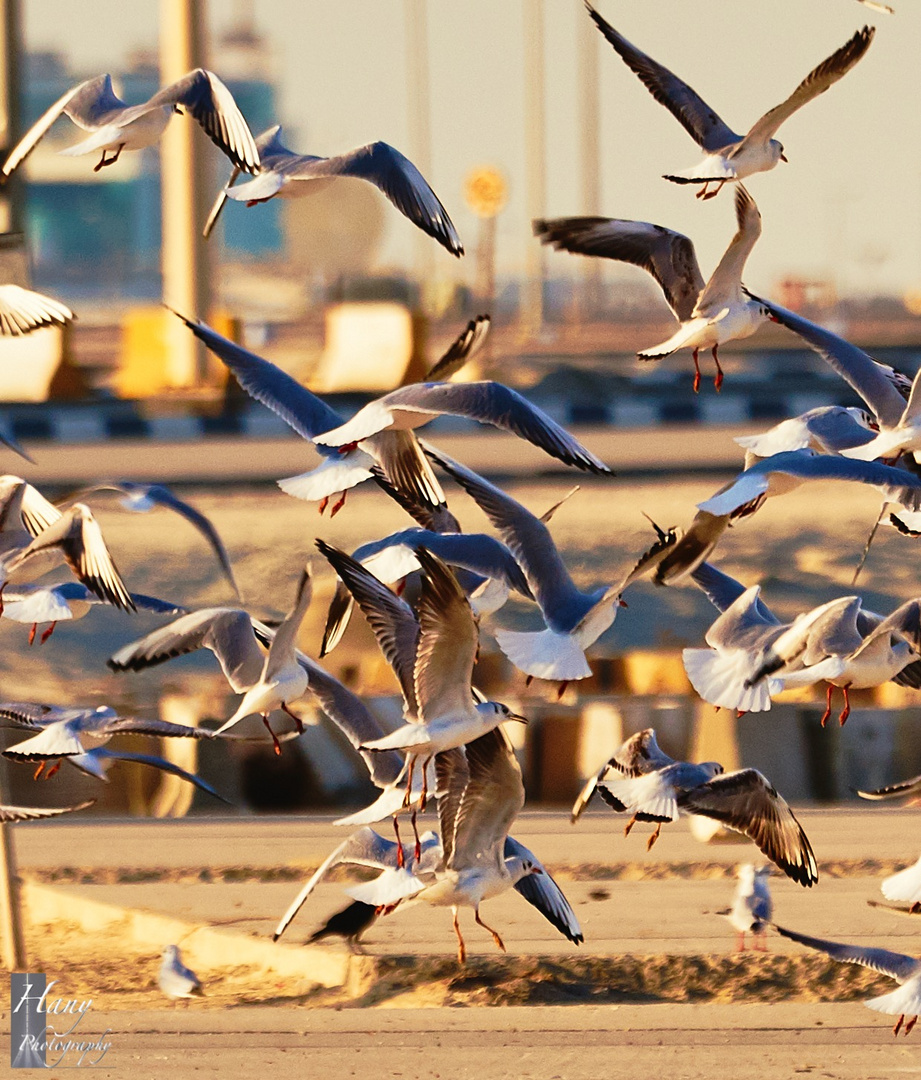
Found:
[678,768,818,887]
[754,298,907,427]
[82,747,229,803]
[773,923,917,982]
[426,315,491,381]
[0,799,95,822]
[586,3,739,152]
[534,217,703,322]
[743,27,875,146]
[264,566,312,681]
[505,835,583,944]
[108,608,265,694]
[1,75,113,178]
[0,285,73,336]
[694,185,761,312]
[858,773,921,800]
[287,141,462,257]
[136,69,260,172]
[850,598,921,660]
[412,548,478,724]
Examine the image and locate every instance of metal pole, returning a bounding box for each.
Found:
[404,0,435,307]
[0,820,25,969]
[577,7,601,322]
[0,0,21,238]
[522,0,545,337]
[160,0,211,386]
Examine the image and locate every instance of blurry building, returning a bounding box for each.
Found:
[19,21,281,306]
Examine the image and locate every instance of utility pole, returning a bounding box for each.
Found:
[160,0,211,386]
[404,0,435,308]
[522,0,546,338]
[577,7,601,323]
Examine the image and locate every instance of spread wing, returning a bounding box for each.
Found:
[773,924,917,982]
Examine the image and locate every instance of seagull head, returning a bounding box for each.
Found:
[506,855,543,883]
[777,142,788,164]
[477,701,528,726]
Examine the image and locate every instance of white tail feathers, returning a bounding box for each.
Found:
[493,627,593,681]
[683,647,778,712]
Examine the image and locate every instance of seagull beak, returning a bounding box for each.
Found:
[530,865,543,876]
[508,713,529,725]
[780,152,788,163]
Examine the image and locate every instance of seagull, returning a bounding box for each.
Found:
[535,185,768,391]
[859,773,921,804]
[211,567,313,753]
[61,482,238,598]
[0,699,211,779]
[746,596,921,724]
[734,406,877,465]
[2,70,259,179]
[717,864,772,952]
[774,923,921,1036]
[426,446,623,685]
[571,727,677,823]
[0,285,73,337]
[586,4,874,199]
[842,370,921,464]
[319,542,527,808]
[348,730,543,964]
[312,380,613,477]
[572,728,818,886]
[205,126,462,257]
[638,450,921,585]
[170,309,481,518]
[0,581,184,646]
[158,945,204,1000]
[319,526,533,657]
[875,855,921,914]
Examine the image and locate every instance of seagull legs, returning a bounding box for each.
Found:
[646,823,662,850]
[41,622,56,644]
[623,813,637,837]
[692,348,701,393]
[93,144,124,172]
[261,714,281,755]
[329,491,348,517]
[475,906,506,953]
[28,623,37,646]
[452,907,467,964]
[820,683,834,727]
[838,684,852,726]
[905,1016,917,1036]
[712,346,724,392]
[736,931,746,952]
[697,181,725,201]
[281,702,305,734]
[392,814,406,869]
[34,759,61,780]
[411,810,422,862]
[894,1014,905,1036]
[556,681,569,700]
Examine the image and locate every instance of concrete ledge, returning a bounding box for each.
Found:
[22,880,351,990]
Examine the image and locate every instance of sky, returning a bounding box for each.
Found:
[20,0,921,300]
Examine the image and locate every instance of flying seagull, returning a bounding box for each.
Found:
[586,5,874,199]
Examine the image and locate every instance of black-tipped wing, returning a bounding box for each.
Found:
[505,835,583,945]
[858,773,921,801]
[773,923,917,982]
[679,768,818,887]
[586,3,739,152]
[427,315,491,381]
[534,217,703,322]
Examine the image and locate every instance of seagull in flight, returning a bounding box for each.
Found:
[204,126,462,257]
[536,185,767,392]
[2,70,260,179]
[586,4,874,199]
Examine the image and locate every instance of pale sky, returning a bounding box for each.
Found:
[21,0,921,299]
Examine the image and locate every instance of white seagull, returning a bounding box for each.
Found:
[718,864,772,952]
[205,126,462,257]
[158,945,204,1000]
[774,923,921,1036]
[2,70,259,179]
[586,4,874,199]
[535,185,767,391]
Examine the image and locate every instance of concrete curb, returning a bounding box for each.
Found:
[22,880,353,990]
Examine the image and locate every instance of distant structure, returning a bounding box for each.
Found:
[18,19,281,303]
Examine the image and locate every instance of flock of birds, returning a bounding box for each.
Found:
[0,0,916,1029]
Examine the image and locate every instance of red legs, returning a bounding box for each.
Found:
[261,714,281,756]
[736,931,746,952]
[93,144,124,172]
[0,583,5,616]
[623,813,638,838]
[392,815,405,869]
[317,496,329,515]
[418,757,430,812]
[838,684,852,726]
[736,710,747,719]
[33,762,45,781]
[40,622,56,645]
[28,623,37,646]
[245,196,273,207]
[401,758,415,809]
[475,906,506,953]
[329,490,348,517]
[712,346,724,392]
[697,180,725,202]
[338,441,359,455]
[394,578,407,597]
[556,681,569,700]
[452,908,467,964]
[411,810,421,862]
[375,900,401,917]
[894,1015,905,1036]
[820,683,834,727]
[45,759,62,779]
[646,823,662,851]
[905,1016,917,1036]
[280,702,304,734]
[692,348,701,393]
[695,182,710,201]
[753,934,768,953]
